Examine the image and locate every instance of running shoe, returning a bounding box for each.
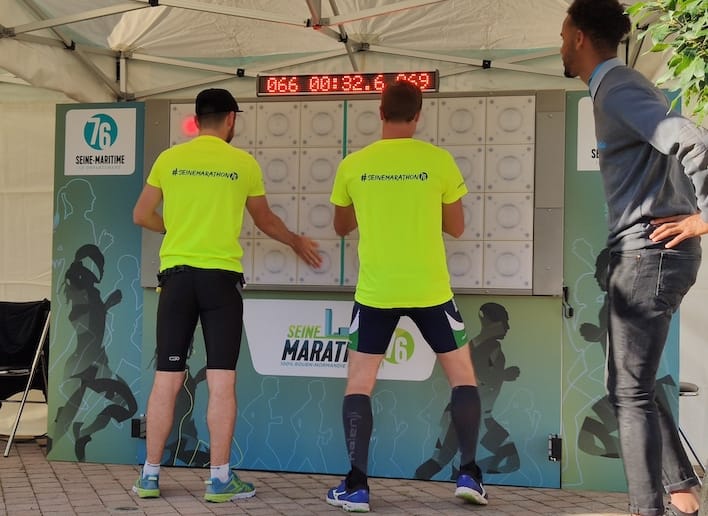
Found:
[455,474,488,505]
[132,474,160,498]
[204,471,256,502]
[326,479,370,512]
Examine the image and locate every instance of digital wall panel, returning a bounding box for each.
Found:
[164,93,550,293]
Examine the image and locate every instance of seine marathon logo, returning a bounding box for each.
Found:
[75,113,126,166]
[360,171,429,182]
[171,168,239,181]
[281,308,416,368]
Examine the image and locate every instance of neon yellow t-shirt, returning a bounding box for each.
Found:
[147,135,265,272]
[330,138,468,308]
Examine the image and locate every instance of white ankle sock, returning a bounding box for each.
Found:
[211,463,230,483]
[142,462,160,477]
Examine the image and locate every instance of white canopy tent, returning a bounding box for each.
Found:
[0,0,668,102]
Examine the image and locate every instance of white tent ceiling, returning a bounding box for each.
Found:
[0,0,667,102]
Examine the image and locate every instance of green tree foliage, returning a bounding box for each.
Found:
[627,0,707,123]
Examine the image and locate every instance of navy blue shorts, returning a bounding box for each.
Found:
[347,299,468,354]
[155,266,244,371]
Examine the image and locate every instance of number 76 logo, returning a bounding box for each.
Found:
[83,113,118,150]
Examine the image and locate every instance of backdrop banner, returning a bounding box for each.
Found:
[47,102,145,463]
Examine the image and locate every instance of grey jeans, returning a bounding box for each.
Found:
[606,244,701,516]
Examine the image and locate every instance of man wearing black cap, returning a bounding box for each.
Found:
[132,87,322,503]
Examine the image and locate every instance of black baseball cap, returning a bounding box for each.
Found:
[195,88,243,115]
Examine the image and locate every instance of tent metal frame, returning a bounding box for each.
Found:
[1,0,568,100]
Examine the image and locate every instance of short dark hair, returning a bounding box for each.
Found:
[381,80,422,122]
[195,88,241,115]
[567,0,631,52]
[196,112,230,129]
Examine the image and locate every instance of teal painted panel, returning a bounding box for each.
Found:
[135,292,562,488]
[47,103,145,463]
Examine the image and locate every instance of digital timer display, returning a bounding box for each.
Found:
[256,71,439,96]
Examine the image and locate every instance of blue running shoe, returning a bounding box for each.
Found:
[326,479,370,512]
[132,474,160,498]
[455,474,488,505]
[204,471,256,502]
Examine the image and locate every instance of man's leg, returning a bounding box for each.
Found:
[607,250,700,516]
[145,371,186,464]
[343,350,385,486]
[132,370,185,498]
[437,345,480,465]
[412,300,485,503]
[197,269,255,502]
[200,368,255,504]
[201,368,256,502]
[327,303,397,512]
[656,397,700,515]
[437,345,486,504]
[325,349,382,513]
[141,266,199,475]
[133,266,199,499]
[205,369,236,466]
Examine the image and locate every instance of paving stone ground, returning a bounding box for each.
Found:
[0,439,683,515]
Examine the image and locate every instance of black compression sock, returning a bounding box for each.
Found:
[450,385,482,470]
[342,394,372,486]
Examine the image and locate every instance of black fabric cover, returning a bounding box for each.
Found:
[0,299,50,398]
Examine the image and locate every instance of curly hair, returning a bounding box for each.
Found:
[567,0,631,52]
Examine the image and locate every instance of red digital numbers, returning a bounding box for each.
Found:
[308,74,368,92]
[342,75,367,92]
[259,72,437,96]
[307,75,332,92]
[266,76,300,94]
[395,72,431,90]
[309,75,340,92]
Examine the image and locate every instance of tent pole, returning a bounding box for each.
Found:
[327,0,358,71]
[131,53,253,76]
[133,74,236,99]
[305,0,359,72]
[119,53,129,101]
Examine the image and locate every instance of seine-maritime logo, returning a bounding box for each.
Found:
[384,328,415,365]
[83,113,118,150]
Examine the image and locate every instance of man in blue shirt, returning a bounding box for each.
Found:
[561,1,708,515]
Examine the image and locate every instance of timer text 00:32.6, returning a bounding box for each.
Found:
[256,71,438,96]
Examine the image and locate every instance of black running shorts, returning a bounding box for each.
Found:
[155,265,244,371]
[347,299,468,354]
